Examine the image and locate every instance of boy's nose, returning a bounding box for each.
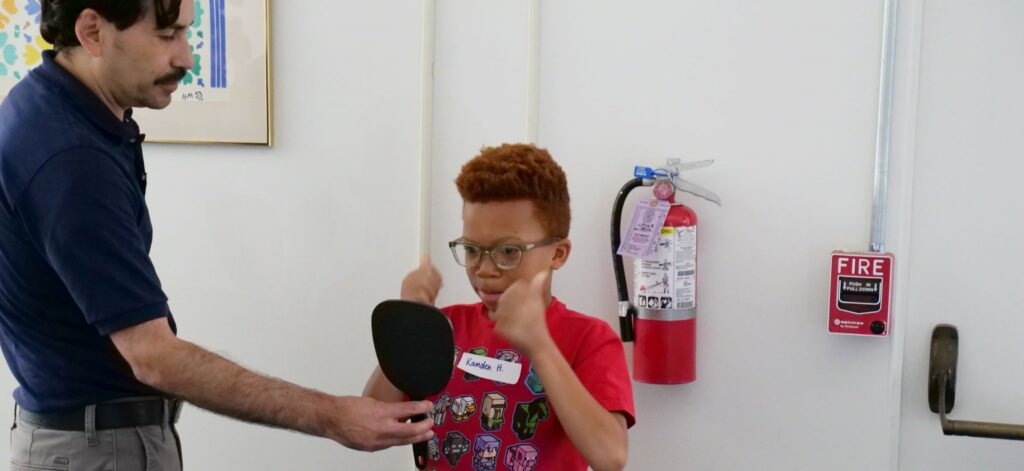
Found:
[474,256,501,277]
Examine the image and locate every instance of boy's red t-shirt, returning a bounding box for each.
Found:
[421,298,635,471]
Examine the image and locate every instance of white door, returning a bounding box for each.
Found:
[896,0,1024,468]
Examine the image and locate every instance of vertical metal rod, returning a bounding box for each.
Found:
[871,0,900,253]
[418,0,437,258]
[526,0,541,144]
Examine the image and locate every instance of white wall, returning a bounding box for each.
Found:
[1,0,432,469]
[430,1,895,470]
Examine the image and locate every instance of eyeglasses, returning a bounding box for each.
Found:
[448,237,562,271]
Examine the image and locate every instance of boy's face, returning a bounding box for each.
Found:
[461,200,570,315]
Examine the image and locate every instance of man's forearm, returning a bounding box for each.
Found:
[111,318,435,451]
[149,337,332,437]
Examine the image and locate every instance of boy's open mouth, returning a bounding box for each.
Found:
[476,288,504,303]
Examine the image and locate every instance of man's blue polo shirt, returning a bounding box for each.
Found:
[0,51,175,412]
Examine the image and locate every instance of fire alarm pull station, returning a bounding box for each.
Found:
[828,252,893,336]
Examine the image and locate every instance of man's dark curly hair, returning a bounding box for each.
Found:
[42,0,184,52]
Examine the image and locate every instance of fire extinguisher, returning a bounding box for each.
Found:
[611,159,720,384]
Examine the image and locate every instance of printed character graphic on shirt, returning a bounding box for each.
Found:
[479,392,507,432]
[472,434,501,471]
[442,431,471,466]
[512,397,550,440]
[427,435,440,462]
[432,393,451,426]
[503,443,539,471]
[451,395,477,422]
[493,349,521,386]
[452,347,461,378]
[463,347,488,381]
[524,365,545,396]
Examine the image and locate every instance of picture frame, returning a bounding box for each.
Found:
[0,0,274,145]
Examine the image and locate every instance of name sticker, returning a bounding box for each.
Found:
[456,352,522,384]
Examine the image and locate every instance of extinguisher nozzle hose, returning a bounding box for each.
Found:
[612,178,645,342]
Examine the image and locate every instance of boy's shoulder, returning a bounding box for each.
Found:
[550,299,618,338]
[549,297,606,322]
[552,300,599,320]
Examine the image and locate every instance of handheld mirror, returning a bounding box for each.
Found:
[371,300,455,469]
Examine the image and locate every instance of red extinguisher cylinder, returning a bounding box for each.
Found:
[634,318,696,384]
[633,201,699,385]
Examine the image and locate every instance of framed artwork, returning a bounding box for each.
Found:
[0,0,273,145]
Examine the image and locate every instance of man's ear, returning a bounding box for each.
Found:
[75,8,107,57]
[550,239,572,270]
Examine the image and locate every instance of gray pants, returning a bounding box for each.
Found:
[10,411,182,471]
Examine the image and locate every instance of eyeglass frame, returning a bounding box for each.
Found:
[447,237,563,271]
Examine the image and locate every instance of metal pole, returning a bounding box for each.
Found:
[418,0,437,259]
[871,0,900,253]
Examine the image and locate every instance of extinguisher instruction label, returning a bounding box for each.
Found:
[674,226,697,309]
[617,199,671,258]
[635,225,697,310]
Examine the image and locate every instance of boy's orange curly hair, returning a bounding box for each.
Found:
[455,143,571,238]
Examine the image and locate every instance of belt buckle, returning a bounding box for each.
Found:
[168,399,183,424]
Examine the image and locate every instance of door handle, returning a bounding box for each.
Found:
[929,324,1024,441]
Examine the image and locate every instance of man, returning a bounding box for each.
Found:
[0,1,433,469]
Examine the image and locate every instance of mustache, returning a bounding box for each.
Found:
[155,68,188,85]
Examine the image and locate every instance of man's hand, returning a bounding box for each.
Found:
[400,257,442,305]
[493,271,552,356]
[325,396,435,452]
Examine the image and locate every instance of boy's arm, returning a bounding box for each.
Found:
[401,257,443,305]
[528,338,628,471]
[363,367,405,402]
[493,272,629,471]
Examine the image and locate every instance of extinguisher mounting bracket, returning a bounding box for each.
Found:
[641,159,723,206]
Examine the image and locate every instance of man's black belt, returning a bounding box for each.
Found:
[18,398,182,431]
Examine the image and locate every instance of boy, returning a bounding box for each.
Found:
[365,144,635,471]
